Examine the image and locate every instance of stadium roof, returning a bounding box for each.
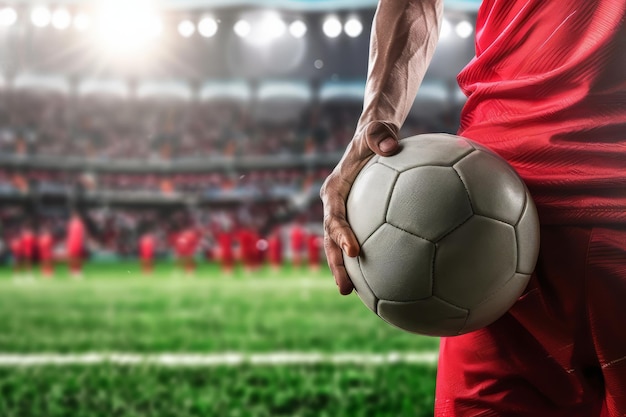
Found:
[8,0,481,12]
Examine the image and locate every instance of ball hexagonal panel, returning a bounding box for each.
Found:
[459,273,531,334]
[359,224,435,302]
[347,162,398,244]
[515,190,540,274]
[377,296,468,336]
[434,216,517,309]
[378,133,475,172]
[454,150,526,225]
[387,166,473,241]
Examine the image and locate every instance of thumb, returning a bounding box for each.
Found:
[379,137,400,154]
[363,121,400,157]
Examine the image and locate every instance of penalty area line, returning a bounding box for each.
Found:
[0,351,439,367]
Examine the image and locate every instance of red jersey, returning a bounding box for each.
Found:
[290,225,305,251]
[307,234,321,264]
[38,233,53,261]
[10,237,22,258]
[67,216,85,256]
[175,229,198,257]
[217,231,234,263]
[139,234,155,259]
[21,231,36,258]
[457,0,626,225]
[267,234,282,264]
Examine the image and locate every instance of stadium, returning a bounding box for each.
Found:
[0,0,479,415]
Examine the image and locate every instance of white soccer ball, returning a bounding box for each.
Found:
[344,133,540,336]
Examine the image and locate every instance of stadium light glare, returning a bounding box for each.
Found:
[234,19,251,38]
[52,9,71,30]
[322,16,342,38]
[178,19,196,38]
[289,20,307,38]
[31,6,51,28]
[257,14,286,41]
[440,18,451,39]
[73,12,90,31]
[96,0,162,54]
[344,17,362,38]
[455,20,473,39]
[198,17,219,38]
[0,7,17,26]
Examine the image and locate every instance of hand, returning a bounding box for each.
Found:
[320,121,400,295]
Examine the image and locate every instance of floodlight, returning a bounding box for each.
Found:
[178,19,195,38]
[258,14,285,40]
[96,0,162,53]
[31,6,51,28]
[289,20,306,38]
[52,8,71,30]
[198,17,218,38]
[0,7,17,27]
[234,19,251,38]
[455,20,473,39]
[344,17,362,38]
[322,16,342,38]
[73,12,90,31]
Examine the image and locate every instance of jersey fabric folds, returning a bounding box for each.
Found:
[457,0,626,225]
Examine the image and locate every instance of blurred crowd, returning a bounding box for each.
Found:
[0,91,377,159]
[0,167,331,198]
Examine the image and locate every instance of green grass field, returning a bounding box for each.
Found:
[0,262,439,416]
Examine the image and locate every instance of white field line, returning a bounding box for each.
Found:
[0,351,439,367]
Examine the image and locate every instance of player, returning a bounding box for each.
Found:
[306,230,322,273]
[320,0,626,416]
[214,222,235,275]
[9,234,23,279]
[66,212,85,278]
[139,231,155,275]
[174,227,198,276]
[267,226,283,272]
[289,221,306,268]
[237,225,256,273]
[38,225,54,277]
[20,224,36,279]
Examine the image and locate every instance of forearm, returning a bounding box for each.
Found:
[357,0,443,134]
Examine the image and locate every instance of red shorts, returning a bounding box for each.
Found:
[435,225,626,417]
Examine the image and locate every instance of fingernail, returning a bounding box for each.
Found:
[379,137,397,153]
[341,242,349,253]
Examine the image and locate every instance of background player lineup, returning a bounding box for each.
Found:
[8,210,324,278]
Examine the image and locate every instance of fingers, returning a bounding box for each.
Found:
[320,173,360,256]
[320,120,401,296]
[320,173,360,295]
[324,235,354,295]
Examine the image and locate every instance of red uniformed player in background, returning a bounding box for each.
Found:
[139,231,155,275]
[66,212,85,278]
[267,226,283,271]
[306,230,322,272]
[9,234,23,278]
[20,224,36,277]
[175,227,199,276]
[320,0,626,415]
[38,225,54,277]
[215,225,234,274]
[289,221,305,268]
[237,225,256,273]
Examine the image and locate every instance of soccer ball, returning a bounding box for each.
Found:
[344,133,540,336]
